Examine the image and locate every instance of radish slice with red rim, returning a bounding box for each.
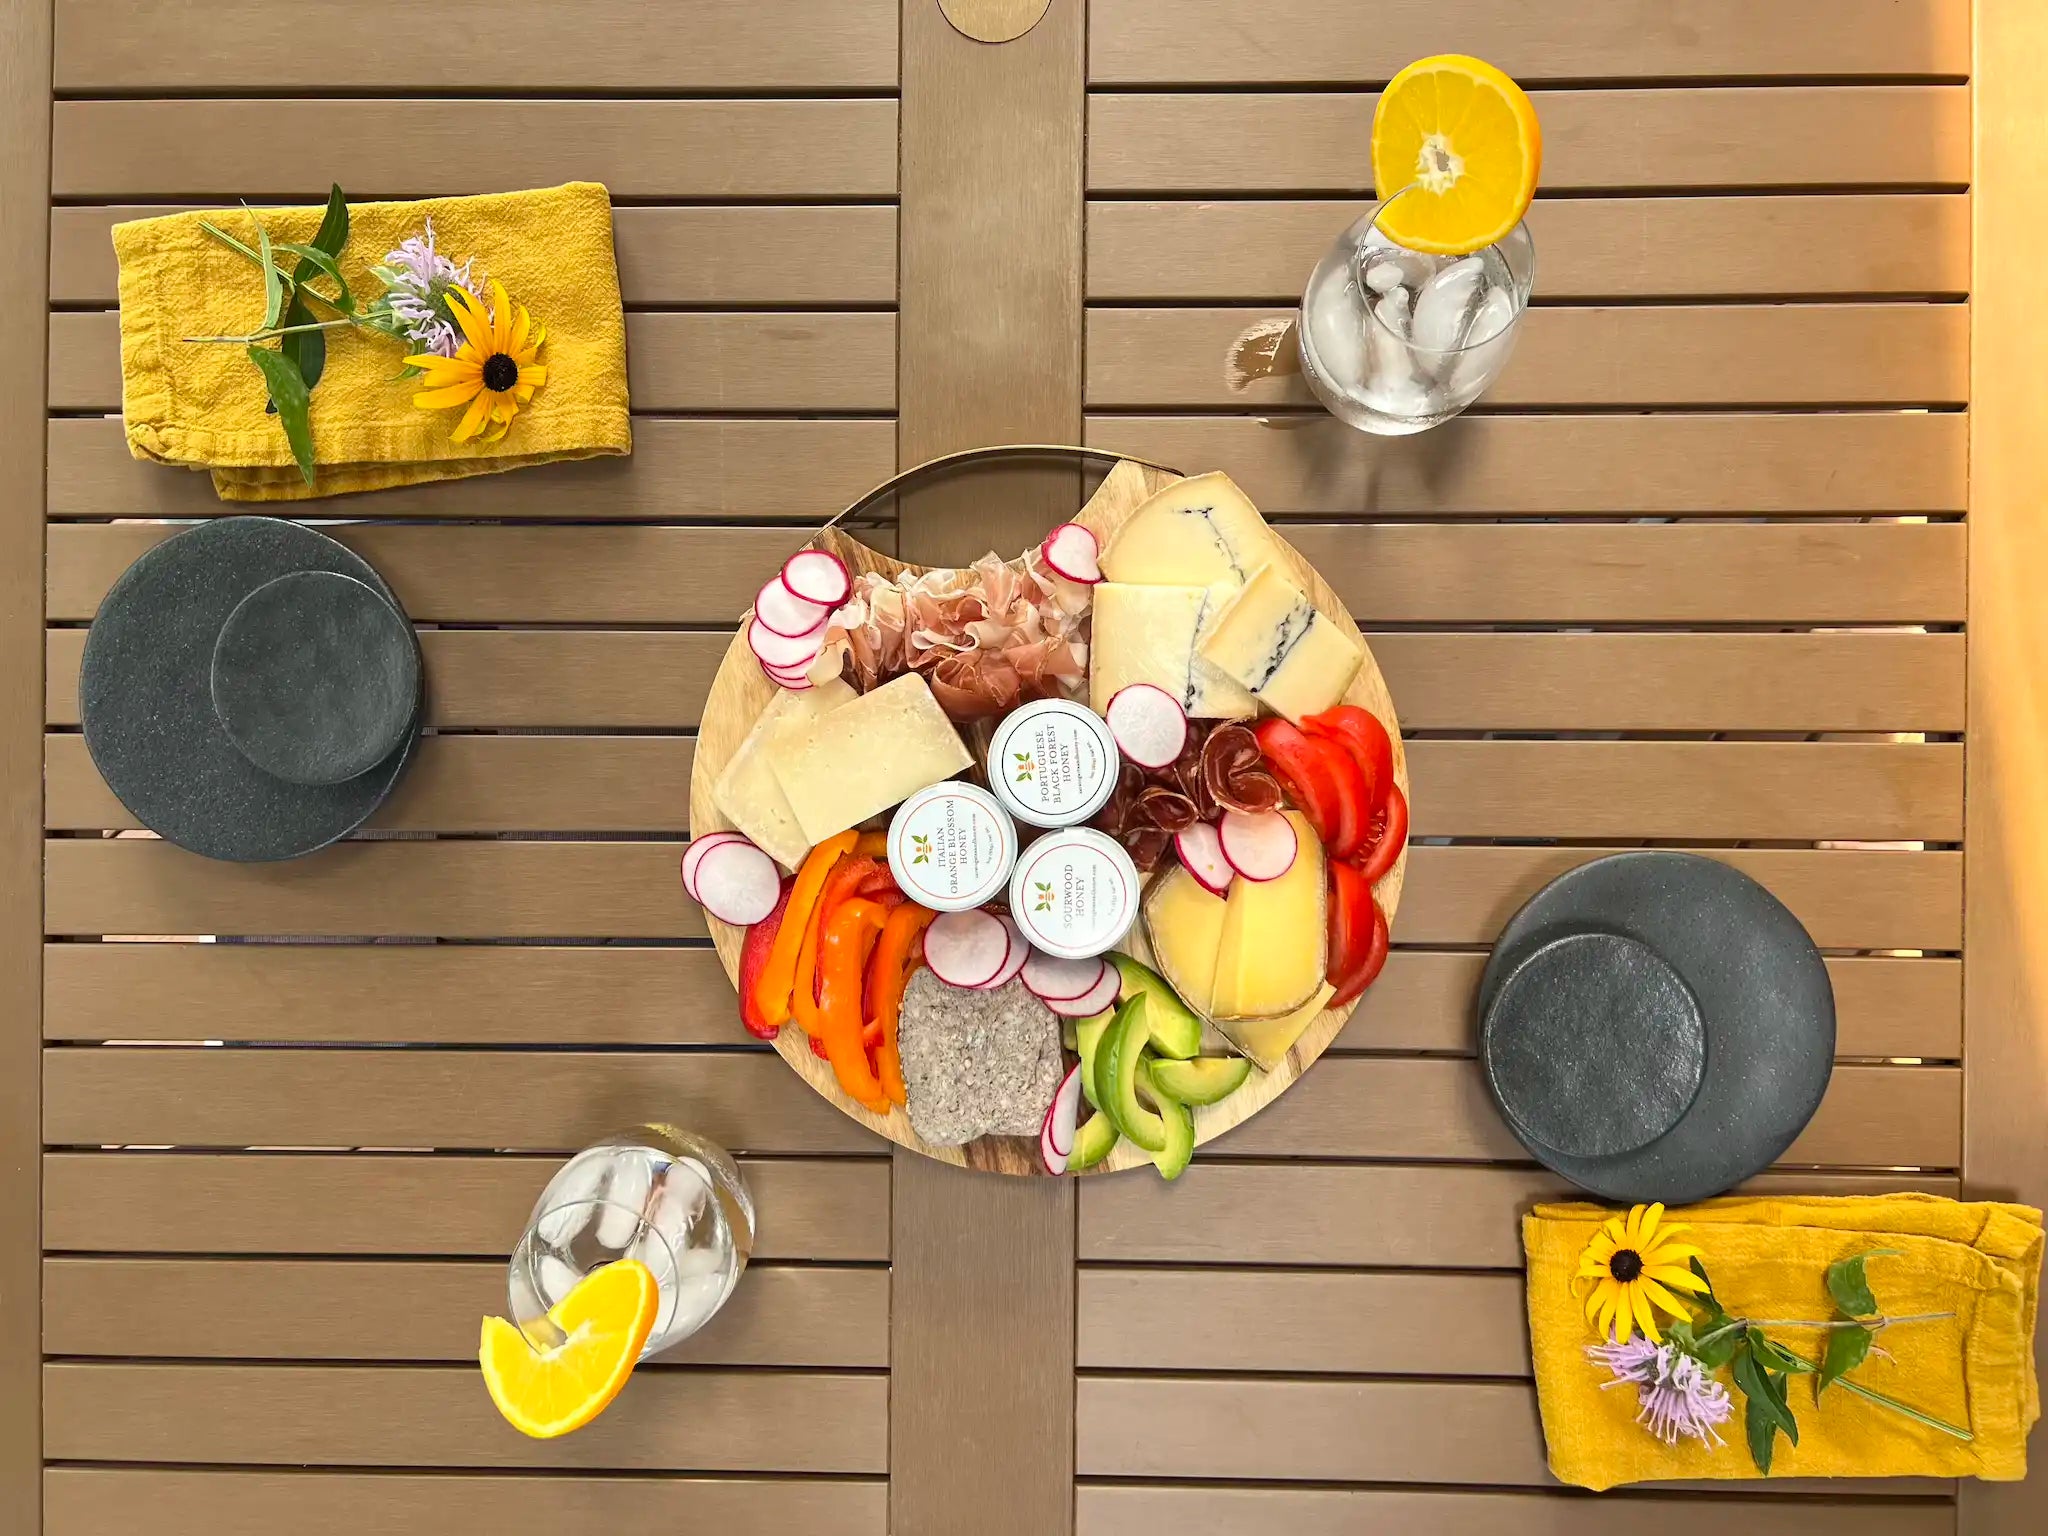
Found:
[1021,949,1109,1003]
[692,838,782,925]
[681,830,749,900]
[1039,522,1102,585]
[1105,683,1188,769]
[923,909,1010,989]
[1174,821,1234,897]
[1045,965,1122,1018]
[976,916,1030,990]
[747,616,826,672]
[781,549,852,607]
[1040,1107,1069,1175]
[1046,1064,1082,1159]
[754,577,830,639]
[762,654,818,686]
[1218,809,1298,882]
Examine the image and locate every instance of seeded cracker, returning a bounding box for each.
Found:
[897,969,1064,1146]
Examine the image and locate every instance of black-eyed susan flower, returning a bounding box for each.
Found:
[1574,1202,1708,1344]
[407,277,547,445]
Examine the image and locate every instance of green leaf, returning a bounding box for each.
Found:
[271,242,355,313]
[248,205,285,330]
[1817,1323,1874,1397]
[309,183,350,258]
[1745,1388,1779,1475]
[1749,1332,1816,1376]
[1663,1318,1696,1351]
[1733,1343,1799,1443]
[275,297,322,405]
[1826,1249,1900,1319]
[245,344,316,487]
[1692,1325,1742,1370]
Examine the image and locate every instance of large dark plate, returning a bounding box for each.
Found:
[1478,851,1835,1205]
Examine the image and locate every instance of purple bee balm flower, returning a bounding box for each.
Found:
[1587,1333,1735,1449]
[377,219,482,357]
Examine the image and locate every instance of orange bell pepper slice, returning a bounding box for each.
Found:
[818,896,891,1112]
[854,830,890,858]
[793,854,883,1041]
[867,902,935,1108]
[751,831,857,1030]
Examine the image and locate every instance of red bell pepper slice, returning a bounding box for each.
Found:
[737,877,795,1039]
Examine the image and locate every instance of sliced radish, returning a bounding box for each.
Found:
[1022,950,1109,1003]
[754,577,830,639]
[781,549,852,607]
[764,669,814,693]
[1040,522,1102,585]
[692,838,781,925]
[681,830,749,900]
[1218,809,1299,882]
[1039,1107,1068,1175]
[1105,683,1188,770]
[1047,1063,1082,1155]
[924,909,1010,989]
[762,654,818,686]
[1174,821,1234,898]
[976,916,1030,990]
[1045,965,1122,1018]
[747,615,826,671]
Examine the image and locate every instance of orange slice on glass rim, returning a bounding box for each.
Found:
[479,1258,659,1439]
[1370,54,1542,256]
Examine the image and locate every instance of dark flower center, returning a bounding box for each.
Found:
[1609,1248,1644,1282]
[481,353,519,392]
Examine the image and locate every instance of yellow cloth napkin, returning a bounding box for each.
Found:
[1526,1193,2042,1489]
[114,182,630,500]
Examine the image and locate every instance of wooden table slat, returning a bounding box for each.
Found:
[47,521,1967,625]
[1088,304,1969,410]
[55,0,901,91]
[45,1258,888,1367]
[1087,0,1969,84]
[44,1152,891,1260]
[44,1362,888,1471]
[45,840,1962,949]
[46,1469,889,1536]
[45,945,1960,1061]
[1086,195,1971,301]
[1088,88,1969,194]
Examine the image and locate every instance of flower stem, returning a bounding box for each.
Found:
[182,318,361,344]
[199,221,351,315]
[1738,1312,1955,1331]
[1825,1376,1974,1441]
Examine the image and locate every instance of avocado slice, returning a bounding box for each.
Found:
[1075,1011,1114,1112]
[1099,994,1167,1152]
[1108,954,1203,1059]
[1150,1092,1195,1180]
[1066,1109,1119,1172]
[1147,1054,1253,1107]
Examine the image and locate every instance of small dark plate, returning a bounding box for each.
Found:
[78,517,424,862]
[211,570,421,786]
[1477,851,1835,1205]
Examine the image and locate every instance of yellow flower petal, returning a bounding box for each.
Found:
[405,353,479,378]
[514,383,535,403]
[413,380,483,410]
[1637,1276,1689,1319]
[1631,1284,1661,1343]
[1624,1205,1650,1246]
[451,386,495,443]
[515,363,546,389]
[487,278,514,353]
[1647,1241,1705,1266]
[1601,1216,1628,1246]
[1576,1256,1612,1280]
[509,303,531,357]
[1644,1264,1708,1294]
[1637,1203,1665,1246]
[527,320,546,352]
[448,287,493,356]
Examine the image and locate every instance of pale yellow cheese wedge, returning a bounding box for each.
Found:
[1141,862,1230,1016]
[1216,981,1336,1073]
[712,677,857,868]
[1209,810,1328,1022]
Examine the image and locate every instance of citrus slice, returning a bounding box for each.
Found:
[479,1258,659,1439]
[1371,54,1542,256]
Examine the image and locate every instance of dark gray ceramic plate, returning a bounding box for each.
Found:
[1477,851,1835,1205]
[78,517,423,862]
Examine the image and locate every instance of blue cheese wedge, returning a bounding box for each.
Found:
[1198,564,1363,723]
[1089,582,1257,720]
[1100,471,1299,590]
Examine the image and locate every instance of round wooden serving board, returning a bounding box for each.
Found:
[689,456,1408,1175]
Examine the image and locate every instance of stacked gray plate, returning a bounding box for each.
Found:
[79,516,423,862]
[1478,851,1835,1205]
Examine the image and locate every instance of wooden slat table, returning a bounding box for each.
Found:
[3,2,2043,1531]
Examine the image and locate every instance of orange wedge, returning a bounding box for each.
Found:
[479,1258,659,1439]
[1371,55,1542,256]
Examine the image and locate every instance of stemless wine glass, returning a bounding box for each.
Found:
[509,1125,755,1359]
[1298,187,1536,436]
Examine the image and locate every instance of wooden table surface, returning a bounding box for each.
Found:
[4,2,2045,1532]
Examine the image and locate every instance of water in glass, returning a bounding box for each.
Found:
[510,1125,755,1359]
[1299,196,1535,436]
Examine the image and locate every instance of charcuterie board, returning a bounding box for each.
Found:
[688,452,1408,1175]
